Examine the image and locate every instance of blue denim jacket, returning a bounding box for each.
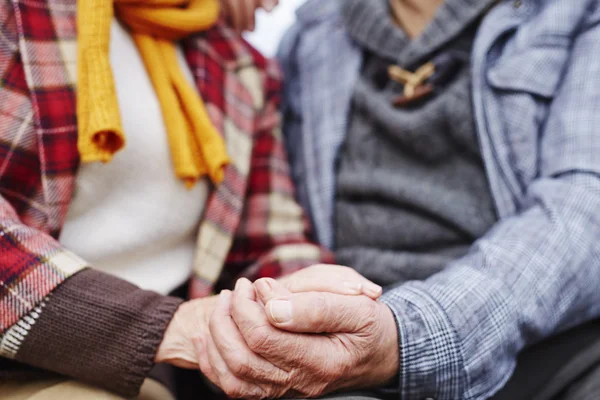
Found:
[279,0,600,398]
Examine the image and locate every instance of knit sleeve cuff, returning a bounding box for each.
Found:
[8,269,183,398]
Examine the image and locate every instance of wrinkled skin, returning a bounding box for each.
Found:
[220,0,279,33]
[195,276,399,399]
[156,264,382,371]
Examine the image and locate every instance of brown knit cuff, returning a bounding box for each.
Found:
[11,269,183,398]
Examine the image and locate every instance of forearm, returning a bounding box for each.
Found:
[381,173,600,399]
[1,269,182,398]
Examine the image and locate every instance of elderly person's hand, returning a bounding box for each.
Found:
[155,295,219,369]
[195,277,399,399]
[220,0,279,33]
[156,265,381,371]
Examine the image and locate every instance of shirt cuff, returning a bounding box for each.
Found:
[380,284,467,400]
[5,269,183,398]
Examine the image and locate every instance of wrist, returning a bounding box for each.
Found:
[375,302,401,386]
[155,296,217,368]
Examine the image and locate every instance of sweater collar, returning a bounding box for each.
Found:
[342,0,499,66]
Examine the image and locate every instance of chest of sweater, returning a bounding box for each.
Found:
[334,0,497,285]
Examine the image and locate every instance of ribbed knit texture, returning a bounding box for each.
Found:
[335,0,498,286]
[13,269,183,398]
[342,0,497,67]
[77,0,229,187]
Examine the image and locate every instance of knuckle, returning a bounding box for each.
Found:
[246,324,273,353]
[229,352,252,378]
[310,293,331,331]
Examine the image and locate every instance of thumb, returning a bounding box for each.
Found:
[255,278,292,305]
[264,291,377,333]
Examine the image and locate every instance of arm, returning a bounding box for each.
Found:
[380,12,600,400]
[0,194,215,397]
[0,196,184,397]
[3,268,183,397]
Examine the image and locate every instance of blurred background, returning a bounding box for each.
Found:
[244,0,306,57]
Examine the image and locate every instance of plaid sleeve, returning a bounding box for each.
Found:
[0,1,87,342]
[221,58,333,285]
[0,196,88,340]
[380,12,600,400]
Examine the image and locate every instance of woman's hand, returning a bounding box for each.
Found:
[155,295,218,369]
[220,0,279,33]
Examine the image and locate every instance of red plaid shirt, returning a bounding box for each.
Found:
[0,0,330,334]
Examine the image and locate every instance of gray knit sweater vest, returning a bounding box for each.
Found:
[334,0,498,286]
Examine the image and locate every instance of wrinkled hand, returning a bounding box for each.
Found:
[155,296,218,369]
[156,264,380,371]
[220,0,279,33]
[195,278,399,399]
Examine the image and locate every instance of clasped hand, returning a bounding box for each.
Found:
[192,265,400,399]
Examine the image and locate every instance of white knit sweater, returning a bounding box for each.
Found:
[60,20,210,295]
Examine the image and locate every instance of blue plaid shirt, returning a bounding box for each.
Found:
[279,0,600,398]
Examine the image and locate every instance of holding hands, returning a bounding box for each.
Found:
[195,265,400,399]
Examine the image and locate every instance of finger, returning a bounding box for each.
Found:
[194,335,220,387]
[206,332,265,399]
[221,0,235,27]
[227,0,244,32]
[203,292,266,399]
[210,287,287,385]
[234,0,251,32]
[264,288,379,333]
[255,278,292,305]
[231,278,333,366]
[259,274,380,302]
[245,0,257,31]
[278,264,383,299]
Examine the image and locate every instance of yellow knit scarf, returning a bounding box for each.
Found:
[77,0,229,187]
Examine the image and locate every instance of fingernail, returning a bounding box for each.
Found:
[236,278,250,291]
[365,284,383,298]
[263,278,275,289]
[269,300,292,323]
[255,279,271,295]
[220,290,232,302]
[343,281,362,294]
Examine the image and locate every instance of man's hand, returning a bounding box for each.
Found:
[195,279,399,399]
[155,295,218,369]
[220,0,279,33]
